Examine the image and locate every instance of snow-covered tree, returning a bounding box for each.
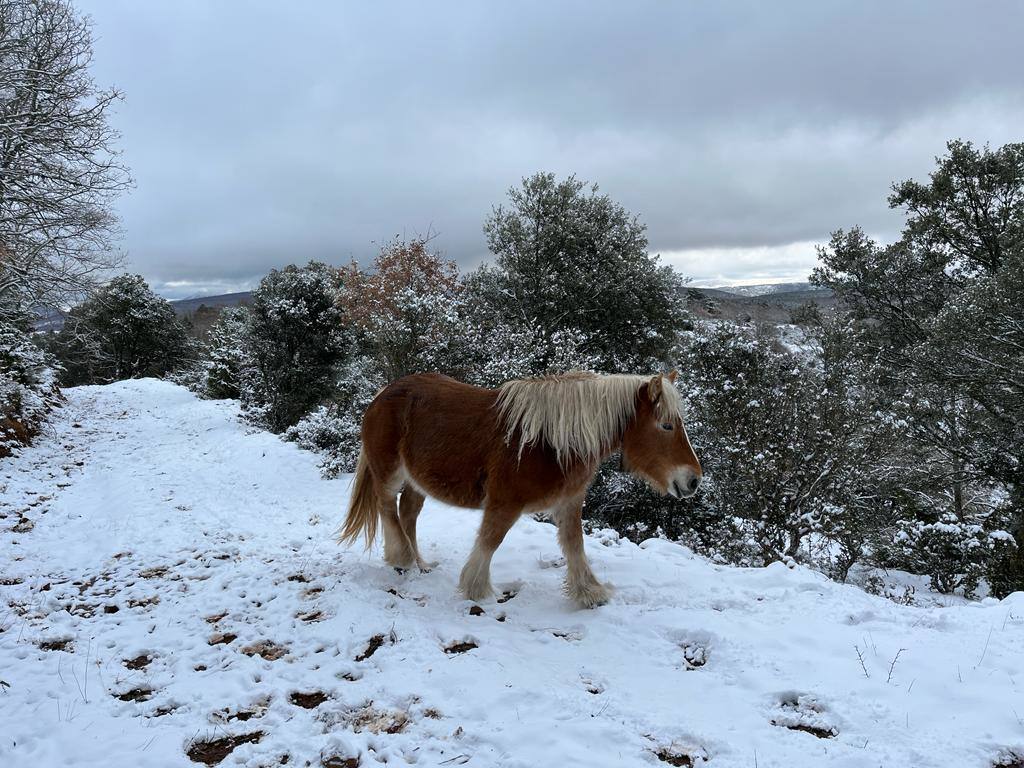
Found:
[0,0,130,320]
[814,140,1023,595]
[480,172,686,372]
[204,305,251,400]
[670,320,880,570]
[340,237,467,382]
[242,262,348,432]
[0,309,59,456]
[50,274,192,386]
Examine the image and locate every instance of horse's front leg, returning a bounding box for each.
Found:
[460,503,519,602]
[555,495,610,608]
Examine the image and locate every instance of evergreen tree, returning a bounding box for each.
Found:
[814,140,1024,595]
[51,274,192,386]
[204,305,252,400]
[243,262,347,432]
[480,172,686,372]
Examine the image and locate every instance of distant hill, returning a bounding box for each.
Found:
[36,283,835,334]
[684,282,836,323]
[171,291,252,338]
[170,291,252,316]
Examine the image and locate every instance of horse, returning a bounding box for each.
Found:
[338,370,702,608]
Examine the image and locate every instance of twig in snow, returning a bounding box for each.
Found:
[886,648,906,684]
[854,644,870,678]
[975,625,993,668]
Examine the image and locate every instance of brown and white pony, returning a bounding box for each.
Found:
[338,371,702,608]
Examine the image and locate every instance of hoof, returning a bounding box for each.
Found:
[567,581,611,609]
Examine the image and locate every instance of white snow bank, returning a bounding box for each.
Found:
[0,379,1021,767]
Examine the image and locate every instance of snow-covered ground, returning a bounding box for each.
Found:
[1,379,1022,768]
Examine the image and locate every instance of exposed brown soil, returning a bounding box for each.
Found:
[655,748,695,766]
[124,654,152,670]
[204,611,228,624]
[38,637,72,652]
[241,640,287,660]
[186,731,264,765]
[355,634,386,662]
[350,705,408,734]
[0,577,24,585]
[289,690,329,709]
[139,565,169,579]
[128,595,160,608]
[771,721,837,739]
[322,757,359,768]
[286,573,310,583]
[116,687,154,702]
[11,517,34,533]
[468,605,485,616]
[496,589,517,603]
[444,640,478,655]
[297,609,323,622]
[209,632,237,646]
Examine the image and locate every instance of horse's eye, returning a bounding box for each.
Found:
[660,422,674,431]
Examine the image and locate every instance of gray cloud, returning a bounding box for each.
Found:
[78,0,1024,297]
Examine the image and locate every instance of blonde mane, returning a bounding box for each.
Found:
[495,371,684,465]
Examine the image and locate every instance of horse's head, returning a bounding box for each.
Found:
[621,372,702,499]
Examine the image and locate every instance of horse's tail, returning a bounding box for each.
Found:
[337,447,379,549]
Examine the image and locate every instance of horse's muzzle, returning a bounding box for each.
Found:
[667,468,701,499]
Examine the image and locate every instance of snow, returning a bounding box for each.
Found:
[1,379,1023,768]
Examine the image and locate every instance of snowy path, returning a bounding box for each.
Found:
[1,380,1022,768]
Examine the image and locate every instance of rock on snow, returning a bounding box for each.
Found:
[0,379,1022,767]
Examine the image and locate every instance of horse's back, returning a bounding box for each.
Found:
[362,373,499,508]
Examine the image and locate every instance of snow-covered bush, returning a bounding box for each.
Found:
[1,314,60,456]
[242,262,348,432]
[661,320,881,571]
[49,275,194,386]
[892,513,1014,598]
[284,356,383,477]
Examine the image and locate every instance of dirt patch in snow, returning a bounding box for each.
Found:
[115,686,154,702]
[289,690,329,709]
[38,637,72,652]
[123,653,151,670]
[349,704,409,734]
[186,731,264,765]
[355,633,388,662]
[444,640,478,655]
[241,640,288,660]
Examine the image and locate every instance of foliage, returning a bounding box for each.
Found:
[480,172,685,371]
[340,237,467,382]
[0,0,131,320]
[49,275,193,386]
[204,306,252,400]
[284,356,384,476]
[0,311,60,455]
[814,140,1024,595]
[242,262,348,432]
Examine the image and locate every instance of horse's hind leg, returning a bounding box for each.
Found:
[381,476,416,570]
[459,503,519,602]
[398,487,436,571]
[555,495,610,608]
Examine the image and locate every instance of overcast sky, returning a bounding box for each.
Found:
[78,1,1024,298]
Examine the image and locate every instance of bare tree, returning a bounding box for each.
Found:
[0,0,130,321]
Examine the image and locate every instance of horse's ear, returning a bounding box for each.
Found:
[667,370,678,384]
[648,374,664,405]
